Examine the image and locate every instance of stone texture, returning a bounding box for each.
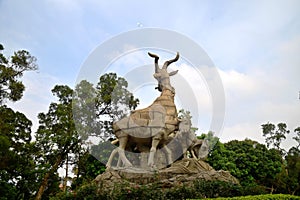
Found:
[95,159,239,193]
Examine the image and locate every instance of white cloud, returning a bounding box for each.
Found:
[221,122,263,143]
[214,30,299,147]
[8,72,63,133]
[217,32,300,148]
[173,63,211,111]
[170,63,213,133]
[220,69,260,101]
[190,1,300,72]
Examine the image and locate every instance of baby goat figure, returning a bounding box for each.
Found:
[176,116,209,160]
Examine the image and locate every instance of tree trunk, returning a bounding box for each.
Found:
[292,185,300,195]
[35,156,63,200]
[35,142,77,200]
[270,185,274,194]
[63,154,69,192]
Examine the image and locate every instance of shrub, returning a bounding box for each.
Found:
[193,180,242,198]
[204,194,300,200]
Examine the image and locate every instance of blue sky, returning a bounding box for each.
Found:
[1,0,300,150]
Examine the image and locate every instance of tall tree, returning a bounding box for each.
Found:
[73,80,99,140]
[0,44,38,199]
[36,74,139,198]
[0,44,37,104]
[0,106,39,199]
[283,146,300,195]
[293,127,300,149]
[261,122,289,153]
[95,73,139,137]
[283,127,300,195]
[72,74,139,176]
[73,74,139,142]
[35,85,81,200]
[260,125,300,195]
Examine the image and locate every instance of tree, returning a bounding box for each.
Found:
[73,80,100,142]
[95,73,139,137]
[293,127,300,149]
[285,146,300,195]
[207,140,237,173]
[35,85,82,200]
[0,44,38,199]
[36,74,139,198]
[0,44,37,104]
[261,122,289,153]
[207,139,283,192]
[73,73,139,168]
[73,73,139,142]
[260,125,300,195]
[70,152,106,190]
[281,127,300,195]
[0,106,40,199]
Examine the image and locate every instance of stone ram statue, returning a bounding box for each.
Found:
[106,52,180,168]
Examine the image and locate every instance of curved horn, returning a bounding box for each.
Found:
[163,52,179,69]
[148,52,159,73]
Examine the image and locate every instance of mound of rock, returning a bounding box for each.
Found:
[94,158,238,192]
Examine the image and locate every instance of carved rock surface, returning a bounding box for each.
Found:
[95,159,239,193]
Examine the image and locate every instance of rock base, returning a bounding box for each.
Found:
[94,158,239,193]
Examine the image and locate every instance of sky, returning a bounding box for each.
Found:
[1,0,300,150]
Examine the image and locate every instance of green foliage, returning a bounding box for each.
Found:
[0,44,37,104]
[260,123,300,195]
[73,73,139,141]
[35,85,83,199]
[0,44,40,199]
[35,73,140,198]
[73,80,98,141]
[282,147,300,195]
[293,127,300,149]
[0,106,39,199]
[204,194,300,200]
[71,153,106,190]
[193,180,241,198]
[262,122,290,152]
[207,139,282,191]
[72,74,140,180]
[96,72,139,118]
[95,73,139,136]
[35,85,80,162]
[0,171,18,200]
[52,180,246,200]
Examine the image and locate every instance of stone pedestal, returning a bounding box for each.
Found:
[95,159,239,193]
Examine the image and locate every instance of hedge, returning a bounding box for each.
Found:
[203,194,300,200]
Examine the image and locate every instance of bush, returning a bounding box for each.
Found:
[193,180,242,198]
[204,194,300,200]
